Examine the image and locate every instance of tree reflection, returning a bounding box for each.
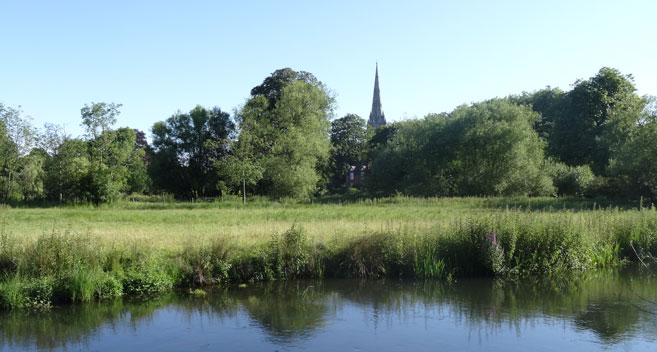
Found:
[1,269,656,350]
[0,294,178,350]
[238,281,330,343]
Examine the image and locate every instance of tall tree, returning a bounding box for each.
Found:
[215,109,263,202]
[150,105,235,198]
[367,100,554,197]
[17,149,47,200]
[78,102,148,203]
[80,102,126,203]
[126,129,151,193]
[0,104,37,202]
[40,123,72,202]
[81,102,122,166]
[43,138,89,202]
[236,69,333,200]
[250,68,319,108]
[609,96,657,199]
[328,114,368,190]
[551,68,645,174]
[509,87,566,143]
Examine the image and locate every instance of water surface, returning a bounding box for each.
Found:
[2,269,656,351]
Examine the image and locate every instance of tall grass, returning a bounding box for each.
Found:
[1,199,656,310]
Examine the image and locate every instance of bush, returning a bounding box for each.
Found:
[177,239,232,286]
[0,276,54,309]
[584,176,624,198]
[272,226,312,279]
[121,270,173,295]
[56,269,123,302]
[552,163,594,196]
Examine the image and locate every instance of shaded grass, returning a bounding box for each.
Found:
[1,197,656,310]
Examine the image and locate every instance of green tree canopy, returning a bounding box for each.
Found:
[43,138,90,202]
[367,100,553,197]
[236,70,333,200]
[509,87,566,143]
[551,68,645,174]
[150,105,235,198]
[250,68,320,108]
[0,104,37,202]
[609,98,657,200]
[328,114,368,190]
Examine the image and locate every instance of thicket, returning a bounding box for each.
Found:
[2,207,656,310]
[1,67,656,205]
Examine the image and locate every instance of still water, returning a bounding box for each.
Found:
[1,269,656,351]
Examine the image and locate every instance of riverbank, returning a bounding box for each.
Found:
[1,197,656,309]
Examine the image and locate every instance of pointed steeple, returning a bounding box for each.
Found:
[368,63,386,128]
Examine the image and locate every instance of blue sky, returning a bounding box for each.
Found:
[1,0,656,138]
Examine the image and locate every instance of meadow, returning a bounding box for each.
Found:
[1,196,656,310]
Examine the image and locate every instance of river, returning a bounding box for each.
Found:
[1,268,656,351]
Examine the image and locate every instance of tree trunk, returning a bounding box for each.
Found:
[242,169,246,204]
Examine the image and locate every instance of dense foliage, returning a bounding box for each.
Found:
[328,114,369,191]
[1,66,656,204]
[234,75,333,200]
[150,105,234,198]
[366,101,553,197]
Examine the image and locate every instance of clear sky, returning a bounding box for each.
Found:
[1,0,656,139]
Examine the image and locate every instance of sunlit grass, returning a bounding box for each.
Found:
[0,196,654,310]
[0,196,625,249]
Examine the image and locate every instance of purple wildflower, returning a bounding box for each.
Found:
[487,231,497,246]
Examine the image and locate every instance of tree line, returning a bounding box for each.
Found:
[1,67,656,204]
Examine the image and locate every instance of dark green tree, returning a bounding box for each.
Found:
[150,105,235,198]
[43,138,90,202]
[609,98,657,199]
[367,100,554,197]
[328,114,368,190]
[366,119,437,196]
[551,68,645,174]
[125,129,151,194]
[509,87,567,143]
[250,68,319,108]
[17,148,47,200]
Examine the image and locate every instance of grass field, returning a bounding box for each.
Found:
[1,196,655,310]
[0,196,630,248]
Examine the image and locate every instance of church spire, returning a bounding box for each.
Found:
[368,63,386,128]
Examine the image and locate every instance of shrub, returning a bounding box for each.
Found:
[271,226,312,279]
[122,270,173,295]
[0,276,54,309]
[178,239,232,286]
[552,163,594,196]
[56,269,123,302]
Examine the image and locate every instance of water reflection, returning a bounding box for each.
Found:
[238,281,329,342]
[1,268,656,351]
